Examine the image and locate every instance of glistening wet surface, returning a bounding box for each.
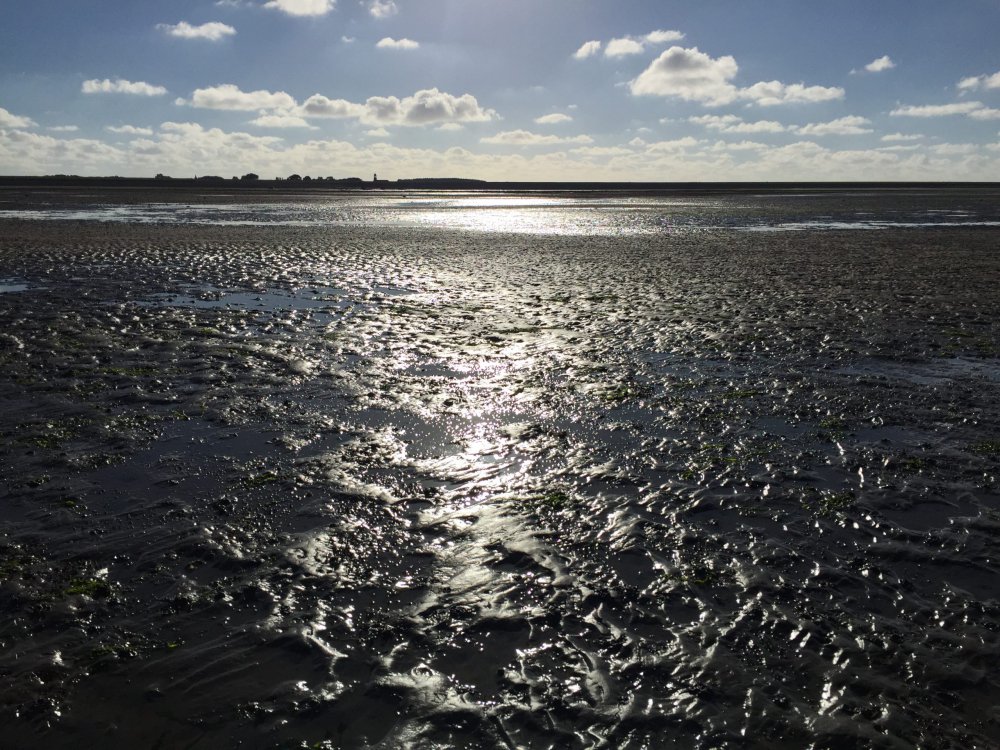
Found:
[1,190,1000,749]
[3,186,1000,233]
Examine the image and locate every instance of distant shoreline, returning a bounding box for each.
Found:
[1,175,998,196]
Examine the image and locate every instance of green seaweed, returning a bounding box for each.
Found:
[108,412,162,434]
[724,388,761,400]
[64,577,111,598]
[90,641,138,661]
[971,441,1000,457]
[943,328,975,339]
[516,490,576,511]
[803,488,855,515]
[661,559,723,588]
[98,366,161,377]
[900,457,928,472]
[600,383,654,403]
[818,416,848,431]
[0,555,35,581]
[243,470,282,488]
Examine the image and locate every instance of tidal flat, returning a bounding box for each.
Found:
[1,189,999,748]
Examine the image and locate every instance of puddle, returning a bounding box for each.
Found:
[0,278,30,293]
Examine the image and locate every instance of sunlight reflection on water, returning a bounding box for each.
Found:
[2,190,1000,234]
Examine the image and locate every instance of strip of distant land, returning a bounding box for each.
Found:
[0,175,997,194]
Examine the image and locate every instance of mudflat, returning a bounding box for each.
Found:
[2,200,1000,748]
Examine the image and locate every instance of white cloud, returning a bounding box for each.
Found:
[890,101,984,117]
[957,76,981,92]
[864,55,895,73]
[575,30,682,61]
[881,132,922,142]
[156,121,283,145]
[570,146,634,157]
[535,113,573,125]
[82,78,167,96]
[365,127,390,138]
[106,125,154,135]
[368,0,397,18]
[605,38,646,58]
[711,139,769,152]
[644,30,685,44]
[341,35,355,43]
[630,47,739,105]
[437,122,464,132]
[157,21,236,41]
[573,41,601,60]
[48,125,79,132]
[0,107,36,129]
[182,84,297,111]
[299,94,367,119]
[630,48,842,107]
[0,129,127,173]
[361,88,496,126]
[377,37,419,50]
[957,71,1000,92]
[480,130,593,146]
[794,115,872,136]
[250,114,317,129]
[604,30,684,58]
[930,143,978,156]
[739,80,844,106]
[969,107,1000,121]
[263,0,335,16]
[644,136,703,153]
[689,114,786,133]
[295,89,495,127]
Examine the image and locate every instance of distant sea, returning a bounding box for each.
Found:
[3,186,1000,233]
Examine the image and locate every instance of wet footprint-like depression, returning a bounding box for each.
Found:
[1,193,1000,749]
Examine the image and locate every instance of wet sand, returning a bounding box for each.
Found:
[2,214,1000,748]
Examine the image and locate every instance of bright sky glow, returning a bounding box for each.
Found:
[1,0,998,180]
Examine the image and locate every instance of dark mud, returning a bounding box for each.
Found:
[1,208,1000,749]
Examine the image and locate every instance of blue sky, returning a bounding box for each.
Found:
[1,0,999,180]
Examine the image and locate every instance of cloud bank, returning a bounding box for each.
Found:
[182,84,497,128]
[4,120,998,183]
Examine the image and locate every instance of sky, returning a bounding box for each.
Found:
[1,0,999,181]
